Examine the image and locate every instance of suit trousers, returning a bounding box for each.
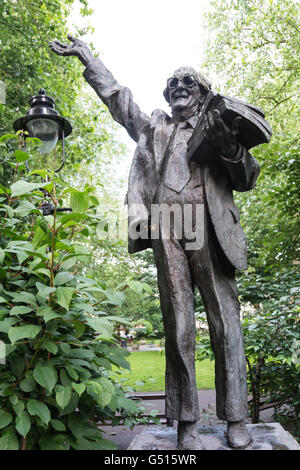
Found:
[151,183,248,423]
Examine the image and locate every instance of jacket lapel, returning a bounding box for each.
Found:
[153,119,175,177]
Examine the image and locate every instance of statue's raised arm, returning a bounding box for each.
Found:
[49,35,149,142]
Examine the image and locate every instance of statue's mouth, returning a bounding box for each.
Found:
[173,93,188,100]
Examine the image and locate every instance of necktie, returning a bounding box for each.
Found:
[164,123,191,193]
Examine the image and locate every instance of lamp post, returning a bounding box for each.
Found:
[13,89,72,215]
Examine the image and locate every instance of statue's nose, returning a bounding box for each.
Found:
[172,81,185,93]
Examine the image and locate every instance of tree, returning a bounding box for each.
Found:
[195,0,300,427]
[0,0,126,189]
[201,0,299,270]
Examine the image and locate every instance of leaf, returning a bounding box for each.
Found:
[9,355,26,376]
[89,195,99,207]
[109,353,130,370]
[67,413,87,438]
[35,268,51,278]
[36,282,56,297]
[128,280,152,294]
[56,286,74,310]
[14,200,37,217]
[59,212,87,225]
[51,419,66,432]
[86,380,102,400]
[72,436,117,450]
[65,365,78,381]
[72,382,86,397]
[44,181,54,194]
[74,244,90,262]
[55,385,72,409]
[37,306,61,324]
[65,348,95,360]
[117,396,139,413]
[14,150,30,162]
[86,317,114,338]
[10,180,48,197]
[0,410,13,429]
[42,341,58,354]
[60,369,72,387]
[15,411,31,437]
[11,292,37,306]
[19,378,36,392]
[0,429,19,450]
[105,316,132,325]
[0,183,10,194]
[8,324,41,344]
[98,377,114,408]
[60,257,77,271]
[27,169,51,179]
[39,434,70,450]
[33,362,57,392]
[32,226,47,248]
[0,318,17,333]
[58,392,78,416]
[8,396,18,407]
[27,399,51,425]
[104,290,126,307]
[14,401,25,417]
[73,320,86,338]
[70,190,89,213]
[54,272,73,286]
[10,305,33,316]
[0,134,18,143]
[60,252,90,264]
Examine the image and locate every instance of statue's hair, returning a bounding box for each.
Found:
[163,67,211,104]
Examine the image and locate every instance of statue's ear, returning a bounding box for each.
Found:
[198,86,209,104]
[163,86,170,104]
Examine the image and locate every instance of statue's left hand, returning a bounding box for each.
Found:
[204,109,241,159]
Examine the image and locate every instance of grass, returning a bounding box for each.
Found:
[112,350,215,392]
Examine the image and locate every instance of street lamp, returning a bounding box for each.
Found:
[13,89,73,215]
[13,88,72,172]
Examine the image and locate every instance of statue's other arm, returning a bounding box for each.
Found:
[204,109,260,192]
[49,35,149,142]
[220,146,260,192]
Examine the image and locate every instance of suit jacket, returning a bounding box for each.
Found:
[83,58,260,271]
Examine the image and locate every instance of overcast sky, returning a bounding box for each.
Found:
[68,0,212,177]
[70,0,210,115]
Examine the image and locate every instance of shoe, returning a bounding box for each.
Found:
[227,421,252,449]
[177,421,204,450]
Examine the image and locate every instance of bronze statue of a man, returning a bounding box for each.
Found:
[50,35,262,450]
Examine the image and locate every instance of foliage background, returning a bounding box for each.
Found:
[194,0,300,427]
[0,0,299,445]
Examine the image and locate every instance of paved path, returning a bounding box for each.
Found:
[100,389,274,450]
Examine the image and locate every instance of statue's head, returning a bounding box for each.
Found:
[163,67,211,114]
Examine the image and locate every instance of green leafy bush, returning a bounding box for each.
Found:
[240,270,300,423]
[196,269,300,425]
[0,134,145,450]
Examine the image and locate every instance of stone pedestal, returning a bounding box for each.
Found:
[128,423,300,450]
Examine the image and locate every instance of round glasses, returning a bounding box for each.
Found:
[167,74,197,89]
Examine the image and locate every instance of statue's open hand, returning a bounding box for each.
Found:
[204,109,241,159]
[49,35,93,66]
